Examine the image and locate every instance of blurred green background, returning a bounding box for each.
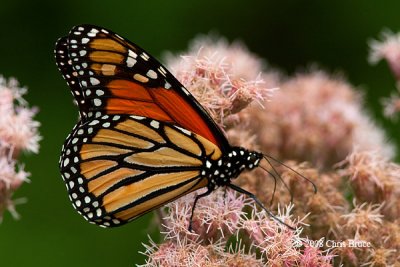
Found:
[0,0,399,266]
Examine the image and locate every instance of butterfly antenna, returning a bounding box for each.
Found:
[228,183,295,230]
[264,154,317,194]
[262,155,294,204]
[259,165,278,206]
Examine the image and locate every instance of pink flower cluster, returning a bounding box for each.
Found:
[140,189,333,266]
[0,76,40,220]
[369,30,400,119]
[164,35,278,127]
[234,71,394,169]
[140,33,400,266]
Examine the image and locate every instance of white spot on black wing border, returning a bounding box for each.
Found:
[55,36,89,120]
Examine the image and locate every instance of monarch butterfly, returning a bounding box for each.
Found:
[55,24,314,229]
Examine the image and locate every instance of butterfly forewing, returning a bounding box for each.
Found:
[60,114,219,227]
[64,24,229,150]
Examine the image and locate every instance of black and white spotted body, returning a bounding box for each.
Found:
[201,147,263,190]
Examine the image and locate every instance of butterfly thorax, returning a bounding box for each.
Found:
[201,147,263,189]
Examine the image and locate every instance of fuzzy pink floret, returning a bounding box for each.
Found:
[0,76,40,220]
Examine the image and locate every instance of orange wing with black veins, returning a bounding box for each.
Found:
[58,24,230,152]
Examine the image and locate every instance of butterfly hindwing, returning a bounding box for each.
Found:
[62,24,229,151]
[59,114,222,227]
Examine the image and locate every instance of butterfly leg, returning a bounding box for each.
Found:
[223,187,228,200]
[188,188,213,232]
[228,183,295,230]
